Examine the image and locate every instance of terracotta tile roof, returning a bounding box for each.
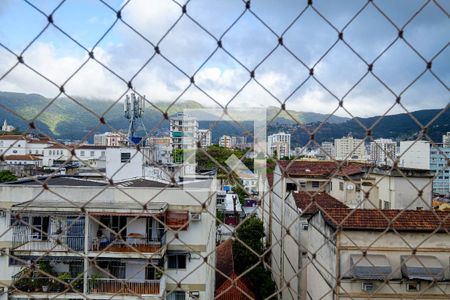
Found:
[293,191,347,214]
[0,135,26,140]
[278,160,367,177]
[320,208,450,232]
[215,239,255,300]
[4,154,41,161]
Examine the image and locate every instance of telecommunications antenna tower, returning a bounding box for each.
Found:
[124,93,147,144]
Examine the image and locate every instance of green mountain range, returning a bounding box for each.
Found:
[0,91,447,145]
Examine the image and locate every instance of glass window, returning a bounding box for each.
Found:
[168,253,187,269]
[121,152,131,163]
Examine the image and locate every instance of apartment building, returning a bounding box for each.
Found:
[319,141,336,160]
[270,191,347,299]
[369,138,397,166]
[399,140,430,170]
[334,136,365,161]
[268,132,291,159]
[0,175,216,300]
[273,160,433,211]
[94,132,127,147]
[430,143,450,196]
[169,113,198,151]
[197,129,212,148]
[307,209,450,300]
[218,135,231,148]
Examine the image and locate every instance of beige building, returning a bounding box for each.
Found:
[308,208,450,300]
[219,135,232,148]
[335,136,366,161]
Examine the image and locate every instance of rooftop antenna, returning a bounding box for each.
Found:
[124,93,147,145]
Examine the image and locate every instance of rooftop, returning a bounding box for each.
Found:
[7,176,107,186]
[3,154,42,161]
[0,134,26,140]
[277,160,367,177]
[293,191,347,214]
[319,208,450,232]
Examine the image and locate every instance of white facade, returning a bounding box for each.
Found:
[2,120,15,132]
[197,129,211,148]
[268,132,291,159]
[443,132,450,147]
[219,135,231,148]
[43,145,72,167]
[369,138,397,165]
[307,210,450,300]
[399,140,430,170]
[319,141,336,159]
[0,135,27,155]
[0,176,217,300]
[3,154,42,167]
[334,136,365,160]
[169,112,198,151]
[148,137,172,165]
[74,145,107,169]
[94,132,127,147]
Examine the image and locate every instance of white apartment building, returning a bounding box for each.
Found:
[443,132,450,147]
[268,132,291,159]
[73,145,107,169]
[197,129,211,148]
[399,140,430,170]
[42,144,72,167]
[369,138,397,166]
[148,137,172,165]
[218,135,231,148]
[0,175,216,300]
[307,209,450,300]
[334,135,365,160]
[319,141,336,159]
[169,113,198,151]
[94,132,127,147]
[0,135,27,155]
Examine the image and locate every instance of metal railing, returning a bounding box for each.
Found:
[88,278,161,295]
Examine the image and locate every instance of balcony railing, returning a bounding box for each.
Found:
[90,232,166,253]
[89,278,161,295]
[12,227,85,252]
[12,276,83,293]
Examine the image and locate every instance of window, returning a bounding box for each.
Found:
[145,265,156,280]
[383,201,391,209]
[362,282,374,292]
[406,282,420,292]
[168,253,187,269]
[31,216,50,240]
[356,184,361,192]
[80,151,85,156]
[168,291,186,300]
[90,151,95,157]
[299,182,306,189]
[339,182,344,191]
[302,223,309,230]
[121,152,131,163]
[312,181,320,188]
[286,183,297,192]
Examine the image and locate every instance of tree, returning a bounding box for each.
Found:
[233,215,276,299]
[0,170,17,182]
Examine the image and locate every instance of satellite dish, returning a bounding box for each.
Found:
[347,184,354,190]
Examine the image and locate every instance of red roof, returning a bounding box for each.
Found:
[320,208,450,232]
[0,135,26,140]
[266,173,274,187]
[4,154,41,161]
[278,160,368,177]
[215,239,255,300]
[293,191,347,214]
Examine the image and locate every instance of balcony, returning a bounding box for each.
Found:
[89,278,162,295]
[12,226,84,252]
[90,233,166,253]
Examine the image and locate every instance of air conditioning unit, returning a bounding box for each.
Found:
[190,212,201,221]
[189,291,200,299]
[362,282,374,292]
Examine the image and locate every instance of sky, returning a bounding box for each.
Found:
[0,0,448,118]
